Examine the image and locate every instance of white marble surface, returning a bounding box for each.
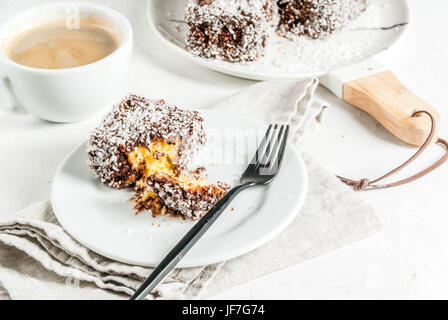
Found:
[1,0,447,299]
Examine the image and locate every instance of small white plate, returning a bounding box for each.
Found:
[51,110,308,267]
[147,0,409,80]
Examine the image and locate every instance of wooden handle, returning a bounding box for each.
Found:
[343,70,440,146]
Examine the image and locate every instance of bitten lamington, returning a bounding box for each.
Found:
[87,95,206,189]
[185,0,277,62]
[87,95,229,220]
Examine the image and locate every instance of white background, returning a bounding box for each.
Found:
[0,0,447,299]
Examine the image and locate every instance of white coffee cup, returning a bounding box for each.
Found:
[0,2,133,122]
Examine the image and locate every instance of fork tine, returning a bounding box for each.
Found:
[276,125,289,169]
[259,124,284,174]
[254,124,273,165]
[242,124,273,176]
[262,125,289,176]
[256,124,278,169]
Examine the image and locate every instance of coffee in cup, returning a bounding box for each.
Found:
[3,17,121,70]
[0,2,133,122]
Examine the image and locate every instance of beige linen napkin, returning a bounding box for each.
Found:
[0,79,381,300]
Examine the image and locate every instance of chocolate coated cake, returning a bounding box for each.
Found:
[87,94,228,220]
[185,0,368,61]
[185,0,277,62]
[277,0,368,39]
[133,171,229,220]
[87,95,206,189]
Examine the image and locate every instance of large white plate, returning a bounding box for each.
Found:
[147,0,409,80]
[51,110,308,267]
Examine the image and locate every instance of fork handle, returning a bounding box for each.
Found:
[130,183,254,300]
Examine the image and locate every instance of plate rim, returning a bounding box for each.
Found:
[51,109,309,267]
[146,0,410,81]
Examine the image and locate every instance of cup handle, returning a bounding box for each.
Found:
[0,74,26,112]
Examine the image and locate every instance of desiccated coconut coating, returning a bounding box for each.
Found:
[184,0,369,62]
[185,0,277,62]
[87,95,206,189]
[134,172,230,220]
[277,0,368,39]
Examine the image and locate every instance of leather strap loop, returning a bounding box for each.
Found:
[338,111,448,191]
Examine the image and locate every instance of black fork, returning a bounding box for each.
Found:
[131,124,290,300]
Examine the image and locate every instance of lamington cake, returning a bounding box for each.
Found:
[277,0,368,39]
[133,170,229,220]
[184,0,368,61]
[185,0,277,62]
[87,95,206,189]
[87,94,228,220]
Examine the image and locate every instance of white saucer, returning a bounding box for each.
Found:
[51,110,308,267]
